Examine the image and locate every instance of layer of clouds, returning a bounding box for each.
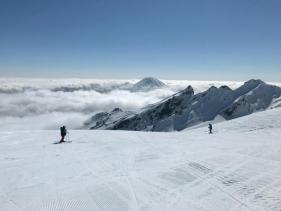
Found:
[0,79,176,130]
[0,88,177,115]
[0,78,278,130]
[0,113,89,130]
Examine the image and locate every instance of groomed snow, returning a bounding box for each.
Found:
[1,108,281,211]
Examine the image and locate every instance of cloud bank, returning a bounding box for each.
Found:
[0,79,177,130]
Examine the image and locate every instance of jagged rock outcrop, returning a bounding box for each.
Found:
[84,108,135,129]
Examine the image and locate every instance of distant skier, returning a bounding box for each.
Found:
[208,123,213,134]
[60,126,67,143]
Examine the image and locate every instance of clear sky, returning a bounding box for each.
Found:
[0,0,281,81]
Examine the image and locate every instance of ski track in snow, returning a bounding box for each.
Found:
[1,108,281,211]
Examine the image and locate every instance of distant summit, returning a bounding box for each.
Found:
[131,77,166,92]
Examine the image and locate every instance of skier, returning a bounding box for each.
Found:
[208,123,213,134]
[60,126,67,143]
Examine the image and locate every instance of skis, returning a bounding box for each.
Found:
[53,141,72,144]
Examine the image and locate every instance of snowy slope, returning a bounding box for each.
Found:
[1,107,281,211]
[270,96,281,109]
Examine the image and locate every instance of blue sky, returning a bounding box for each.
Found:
[0,0,281,81]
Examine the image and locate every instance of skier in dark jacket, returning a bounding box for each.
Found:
[208,123,213,134]
[60,126,67,143]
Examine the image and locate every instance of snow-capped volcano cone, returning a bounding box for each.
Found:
[131,77,166,92]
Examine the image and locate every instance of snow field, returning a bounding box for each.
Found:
[1,108,281,210]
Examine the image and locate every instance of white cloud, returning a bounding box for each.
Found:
[0,113,89,130]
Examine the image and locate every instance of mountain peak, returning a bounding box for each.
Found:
[219,85,232,91]
[111,108,123,113]
[131,77,166,92]
[182,85,194,95]
[244,79,264,87]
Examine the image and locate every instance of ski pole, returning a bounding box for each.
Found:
[67,131,70,142]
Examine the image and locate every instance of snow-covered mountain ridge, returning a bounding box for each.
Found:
[87,79,281,131]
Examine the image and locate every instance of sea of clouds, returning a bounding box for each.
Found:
[1,78,277,130]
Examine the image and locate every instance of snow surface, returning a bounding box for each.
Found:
[1,108,281,210]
